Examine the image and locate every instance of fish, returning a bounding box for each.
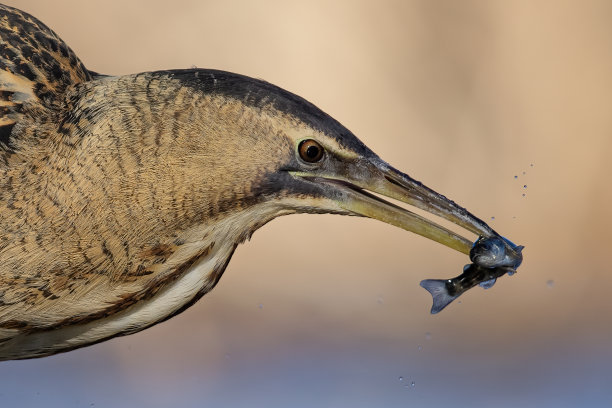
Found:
[420,236,524,314]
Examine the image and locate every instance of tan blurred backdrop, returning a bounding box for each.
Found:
[1,1,611,407]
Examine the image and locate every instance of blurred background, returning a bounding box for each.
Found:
[1,0,611,406]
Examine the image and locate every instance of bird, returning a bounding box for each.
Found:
[0,3,515,360]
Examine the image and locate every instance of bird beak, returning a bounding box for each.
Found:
[294,158,497,256]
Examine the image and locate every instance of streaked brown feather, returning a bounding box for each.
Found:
[0,4,91,150]
[0,3,346,360]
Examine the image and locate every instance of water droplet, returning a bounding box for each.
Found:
[399,376,404,382]
[530,163,534,167]
[425,332,432,340]
[514,175,518,179]
[523,185,527,188]
[547,280,554,288]
[491,216,495,220]
[522,193,526,197]
[417,345,423,351]
[522,171,526,175]
[377,295,384,304]
[512,216,516,219]
[410,381,416,387]
[258,303,263,309]
[190,65,198,69]
[458,300,462,304]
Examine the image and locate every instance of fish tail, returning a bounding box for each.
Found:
[419,279,459,314]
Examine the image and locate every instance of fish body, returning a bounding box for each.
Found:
[421,236,524,314]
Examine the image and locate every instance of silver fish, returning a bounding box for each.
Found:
[420,236,524,314]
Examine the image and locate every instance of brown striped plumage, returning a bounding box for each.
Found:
[0,4,521,360]
[0,4,330,358]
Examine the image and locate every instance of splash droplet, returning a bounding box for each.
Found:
[399,376,404,382]
[411,381,416,387]
[258,303,263,309]
[417,345,423,351]
[547,280,554,288]
[425,332,432,340]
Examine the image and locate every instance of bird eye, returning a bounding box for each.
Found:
[298,139,324,163]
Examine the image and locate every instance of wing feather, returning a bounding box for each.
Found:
[0,4,92,149]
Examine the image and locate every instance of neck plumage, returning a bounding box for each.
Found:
[0,73,285,337]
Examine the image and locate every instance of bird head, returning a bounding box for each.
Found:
[89,68,512,258]
[135,68,505,256]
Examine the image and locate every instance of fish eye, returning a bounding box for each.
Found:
[298,139,324,163]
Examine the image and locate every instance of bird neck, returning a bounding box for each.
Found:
[0,72,299,336]
[1,72,292,281]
